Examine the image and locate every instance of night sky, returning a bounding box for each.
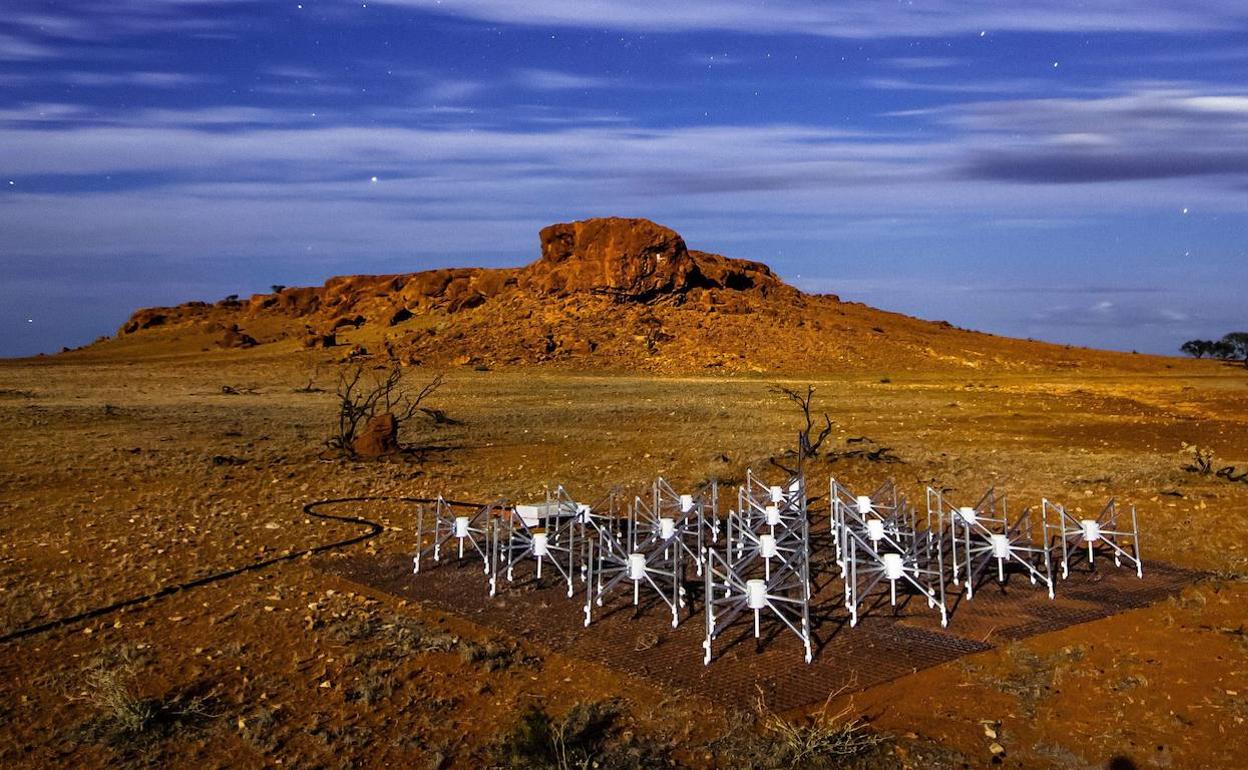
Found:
[2,1,1246,357]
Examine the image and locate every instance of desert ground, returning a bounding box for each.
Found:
[1,340,1246,769]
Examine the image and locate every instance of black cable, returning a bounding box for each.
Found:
[0,495,486,644]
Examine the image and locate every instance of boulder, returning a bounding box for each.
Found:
[520,217,703,300]
[445,291,486,314]
[302,330,337,348]
[252,286,321,316]
[120,309,168,335]
[686,250,784,295]
[330,314,366,330]
[218,325,258,349]
[352,413,399,457]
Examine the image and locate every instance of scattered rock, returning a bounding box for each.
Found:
[352,413,399,457]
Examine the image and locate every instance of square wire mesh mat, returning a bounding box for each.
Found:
[324,552,1201,712]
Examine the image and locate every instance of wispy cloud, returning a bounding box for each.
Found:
[513,68,611,91]
[0,1,247,67]
[59,70,215,88]
[0,31,58,60]
[685,51,746,67]
[1030,299,1193,328]
[2,88,1244,294]
[423,78,486,103]
[4,85,1246,207]
[866,76,1054,95]
[884,56,964,70]
[369,0,1248,37]
[952,88,1248,183]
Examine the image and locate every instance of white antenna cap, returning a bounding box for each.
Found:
[765,505,781,526]
[866,518,885,542]
[882,552,905,580]
[628,553,646,580]
[746,579,767,609]
[759,533,778,558]
[991,533,1010,558]
[1080,520,1101,541]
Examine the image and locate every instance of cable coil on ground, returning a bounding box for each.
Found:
[0,495,484,644]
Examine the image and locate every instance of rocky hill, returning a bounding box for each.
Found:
[109,217,1160,373]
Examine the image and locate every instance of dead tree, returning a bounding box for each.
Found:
[769,384,834,476]
[326,363,444,456]
[294,351,325,393]
[1180,443,1215,475]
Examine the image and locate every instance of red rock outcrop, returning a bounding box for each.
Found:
[107,216,1147,374]
[520,217,699,299]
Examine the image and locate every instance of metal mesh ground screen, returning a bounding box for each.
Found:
[325,548,1200,712]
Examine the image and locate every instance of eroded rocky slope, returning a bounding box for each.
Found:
[111,216,1155,373]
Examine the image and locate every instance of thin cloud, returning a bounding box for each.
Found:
[1030,299,1195,328]
[0,32,58,60]
[866,76,1051,95]
[513,68,611,91]
[883,57,965,70]
[368,0,1248,37]
[953,87,1248,183]
[59,70,215,88]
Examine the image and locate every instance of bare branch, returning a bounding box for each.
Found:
[770,384,836,473]
[324,363,447,457]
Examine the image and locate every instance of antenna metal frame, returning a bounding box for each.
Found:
[703,473,813,665]
[1042,497,1143,579]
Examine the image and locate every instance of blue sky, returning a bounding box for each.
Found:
[1,1,1246,357]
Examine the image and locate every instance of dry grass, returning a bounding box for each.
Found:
[963,643,1088,717]
[704,685,887,770]
[70,646,217,752]
[492,699,674,770]
[752,687,885,766]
